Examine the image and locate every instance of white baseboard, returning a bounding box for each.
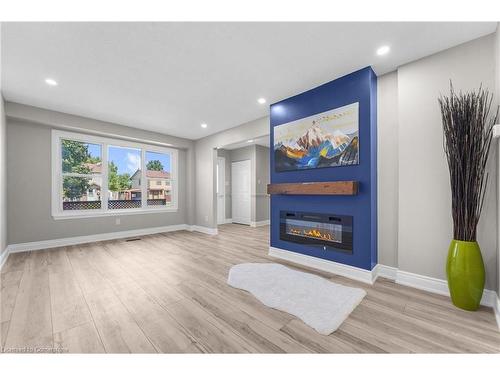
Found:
[217,218,233,225]
[494,295,500,330]
[373,264,398,280]
[5,224,189,255]
[375,266,499,330]
[269,246,377,284]
[187,225,218,235]
[0,248,9,270]
[396,270,450,296]
[0,223,220,269]
[250,220,270,227]
[395,269,497,309]
[268,246,499,320]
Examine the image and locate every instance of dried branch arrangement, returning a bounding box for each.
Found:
[438,84,498,241]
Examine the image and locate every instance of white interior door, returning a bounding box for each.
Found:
[217,157,226,225]
[231,160,251,225]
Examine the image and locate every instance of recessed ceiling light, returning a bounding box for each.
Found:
[376,45,390,56]
[247,139,254,143]
[201,123,208,128]
[257,98,266,104]
[45,78,58,86]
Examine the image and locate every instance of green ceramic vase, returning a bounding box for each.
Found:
[446,240,485,311]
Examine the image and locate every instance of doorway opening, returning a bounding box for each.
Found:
[214,135,270,227]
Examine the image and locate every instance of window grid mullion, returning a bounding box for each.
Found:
[102,142,109,212]
[141,148,147,209]
[62,173,97,178]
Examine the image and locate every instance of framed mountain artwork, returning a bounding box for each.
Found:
[273,102,359,172]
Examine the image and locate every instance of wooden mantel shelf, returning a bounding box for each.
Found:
[267,181,358,196]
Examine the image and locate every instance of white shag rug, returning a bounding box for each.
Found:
[227,263,366,335]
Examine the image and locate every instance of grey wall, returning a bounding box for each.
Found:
[5,103,195,244]
[397,34,498,290]
[0,96,5,257]
[377,72,399,268]
[194,116,269,228]
[495,24,500,295]
[0,22,7,258]
[255,144,270,222]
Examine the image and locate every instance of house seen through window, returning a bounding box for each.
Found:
[145,151,171,206]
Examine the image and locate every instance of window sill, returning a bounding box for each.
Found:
[52,207,179,220]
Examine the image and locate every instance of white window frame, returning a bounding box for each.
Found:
[52,129,178,220]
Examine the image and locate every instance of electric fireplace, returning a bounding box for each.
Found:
[280,211,353,253]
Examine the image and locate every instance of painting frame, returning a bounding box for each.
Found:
[273,102,359,173]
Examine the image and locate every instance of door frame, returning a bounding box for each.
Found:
[217,156,226,225]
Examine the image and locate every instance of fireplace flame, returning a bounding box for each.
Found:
[289,227,333,241]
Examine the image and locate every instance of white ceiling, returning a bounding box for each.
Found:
[2,22,496,140]
[222,135,270,150]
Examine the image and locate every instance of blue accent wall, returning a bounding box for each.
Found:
[270,67,377,270]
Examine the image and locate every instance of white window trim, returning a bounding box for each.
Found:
[52,129,178,220]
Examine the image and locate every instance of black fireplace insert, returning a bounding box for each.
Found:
[280,211,353,253]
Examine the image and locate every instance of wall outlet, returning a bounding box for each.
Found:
[204,215,209,222]
[115,218,121,225]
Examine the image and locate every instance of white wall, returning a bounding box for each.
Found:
[397,34,498,290]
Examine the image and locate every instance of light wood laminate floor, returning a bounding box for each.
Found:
[1,224,499,353]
